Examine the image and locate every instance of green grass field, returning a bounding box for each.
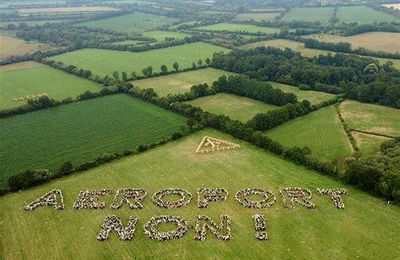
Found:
[234,12,281,22]
[243,39,400,69]
[352,131,392,155]
[269,82,336,105]
[280,7,334,24]
[0,129,399,259]
[265,106,352,161]
[0,94,185,186]
[142,30,191,42]
[76,12,178,33]
[195,23,281,34]
[132,68,236,96]
[48,42,228,77]
[336,6,399,24]
[111,40,145,46]
[186,93,277,122]
[0,61,102,110]
[340,100,400,137]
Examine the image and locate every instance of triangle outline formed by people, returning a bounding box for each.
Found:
[195,136,240,154]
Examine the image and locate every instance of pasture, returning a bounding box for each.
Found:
[0,61,101,110]
[0,31,51,61]
[265,106,352,161]
[186,93,277,122]
[142,30,191,42]
[339,100,400,137]
[76,12,177,33]
[195,23,281,34]
[132,68,236,96]
[306,32,400,54]
[234,12,281,22]
[280,7,334,24]
[269,82,336,105]
[18,6,118,13]
[0,129,400,259]
[352,132,391,155]
[0,94,186,186]
[111,40,145,46]
[243,39,400,69]
[48,42,228,77]
[383,3,400,10]
[336,6,399,24]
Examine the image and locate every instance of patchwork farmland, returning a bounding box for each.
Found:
[1,0,400,259]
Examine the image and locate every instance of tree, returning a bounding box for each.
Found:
[192,62,197,69]
[142,66,153,77]
[112,71,119,80]
[197,59,203,67]
[205,58,211,66]
[173,62,179,72]
[160,65,168,74]
[130,71,137,79]
[121,72,128,81]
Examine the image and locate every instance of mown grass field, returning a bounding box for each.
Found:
[234,12,281,22]
[0,129,399,259]
[48,42,228,77]
[305,32,400,54]
[0,61,101,110]
[0,31,51,60]
[142,30,191,42]
[336,6,399,24]
[18,6,118,13]
[132,68,236,96]
[352,131,392,155]
[269,82,336,105]
[195,23,281,34]
[243,39,400,69]
[76,12,177,33]
[111,40,145,46]
[265,106,352,161]
[280,7,334,24]
[0,94,186,187]
[186,93,277,122]
[340,100,400,137]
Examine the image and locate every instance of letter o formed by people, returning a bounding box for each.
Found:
[143,215,190,241]
[152,188,192,209]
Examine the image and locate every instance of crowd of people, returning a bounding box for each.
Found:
[317,188,348,209]
[73,189,112,209]
[252,214,268,241]
[97,215,139,241]
[24,189,64,211]
[197,188,228,208]
[194,215,232,241]
[279,188,316,210]
[235,188,276,208]
[152,188,192,209]
[143,215,190,241]
[111,188,147,210]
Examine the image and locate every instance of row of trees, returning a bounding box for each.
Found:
[211,46,400,108]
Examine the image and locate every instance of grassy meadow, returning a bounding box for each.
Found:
[243,39,400,69]
[305,32,400,54]
[195,23,281,34]
[76,12,177,33]
[0,129,399,259]
[336,6,399,24]
[186,93,277,122]
[0,94,186,186]
[234,12,281,22]
[48,42,228,77]
[352,132,392,155]
[132,68,236,96]
[269,82,336,105]
[265,106,352,161]
[0,31,52,60]
[0,61,102,110]
[280,7,334,24]
[142,30,191,42]
[340,100,400,137]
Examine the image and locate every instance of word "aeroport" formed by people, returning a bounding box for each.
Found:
[24,187,348,242]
